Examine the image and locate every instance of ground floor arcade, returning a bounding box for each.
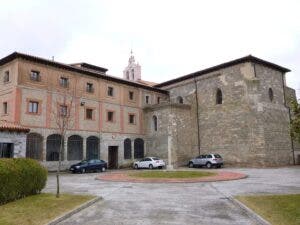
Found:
[24,128,146,171]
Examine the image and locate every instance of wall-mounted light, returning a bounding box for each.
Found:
[80,102,85,106]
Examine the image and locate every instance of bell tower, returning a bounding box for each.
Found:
[123,50,141,81]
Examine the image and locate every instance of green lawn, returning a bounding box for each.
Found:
[236,194,300,225]
[129,170,216,179]
[0,193,94,225]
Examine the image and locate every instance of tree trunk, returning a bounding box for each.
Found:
[56,136,63,198]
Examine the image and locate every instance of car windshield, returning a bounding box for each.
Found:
[79,160,88,164]
[152,158,160,160]
[214,154,222,158]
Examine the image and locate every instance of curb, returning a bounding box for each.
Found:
[46,196,102,225]
[228,197,271,225]
[96,171,248,183]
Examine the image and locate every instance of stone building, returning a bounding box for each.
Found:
[0,52,298,169]
[0,120,30,158]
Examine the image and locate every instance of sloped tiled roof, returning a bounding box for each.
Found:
[0,120,30,133]
[155,55,291,88]
[136,79,158,87]
[0,52,168,94]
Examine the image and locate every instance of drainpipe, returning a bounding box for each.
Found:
[194,76,201,155]
[281,72,296,165]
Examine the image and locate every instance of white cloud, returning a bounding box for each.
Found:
[0,0,299,97]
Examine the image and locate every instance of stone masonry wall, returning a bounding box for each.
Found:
[162,62,293,166]
[144,103,197,167]
[0,131,27,158]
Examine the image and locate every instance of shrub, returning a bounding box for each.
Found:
[0,158,47,205]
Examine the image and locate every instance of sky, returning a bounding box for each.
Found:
[0,0,299,97]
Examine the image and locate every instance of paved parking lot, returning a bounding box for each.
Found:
[45,167,300,225]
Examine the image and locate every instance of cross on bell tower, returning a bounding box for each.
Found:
[123,50,141,81]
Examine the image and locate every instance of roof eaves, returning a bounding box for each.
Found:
[155,55,291,88]
[0,52,168,94]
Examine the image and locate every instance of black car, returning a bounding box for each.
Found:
[69,159,107,173]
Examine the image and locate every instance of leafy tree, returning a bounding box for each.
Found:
[290,99,300,144]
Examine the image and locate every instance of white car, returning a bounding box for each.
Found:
[134,157,166,169]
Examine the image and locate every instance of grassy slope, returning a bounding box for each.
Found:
[0,193,94,225]
[236,194,300,225]
[129,171,216,178]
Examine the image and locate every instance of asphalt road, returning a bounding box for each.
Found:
[44,167,300,225]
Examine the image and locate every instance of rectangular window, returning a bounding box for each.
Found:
[86,108,93,120]
[30,71,41,81]
[28,101,39,114]
[60,105,68,117]
[3,102,8,114]
[107,86,114,96]
[129,91,134,100]
[60,77,69,88]
[0,143,14,158]
[129,114,135,124]
[145,95,150,104]
[86,83,94,93]
[107,111,114,122]
[3,71,9,83]
[157,97,160,104]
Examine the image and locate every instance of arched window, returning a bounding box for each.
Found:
[177,96,183,104]
[153,115,158,131]
[216,88,222,104]
[86,136,99,160]
[67,135,83,160]
[124,138,132,159]
[268,88,274,102]
[126,71,129,80]
[134,138,144,159]
[26,133,43,160]
[46,134,64,161]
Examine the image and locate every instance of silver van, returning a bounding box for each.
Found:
[188,154,223,168]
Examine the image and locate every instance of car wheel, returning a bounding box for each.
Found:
[206,162,212,169]
[134,164,139,169]
[101,167,106,172]
[189,162,194,168]
[149,164,153,169]
[81,168,86,173]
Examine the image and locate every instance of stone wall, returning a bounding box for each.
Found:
[144,103,197,167]
[0,131,27,158]
[160,62,293,167]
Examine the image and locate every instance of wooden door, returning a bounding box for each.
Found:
[108,146,118,169]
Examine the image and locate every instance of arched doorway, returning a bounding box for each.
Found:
[26,133,43,160]
[134,138,144,159]
[67,135,83,160]
[86,136,99,160]
[46,134,63,161]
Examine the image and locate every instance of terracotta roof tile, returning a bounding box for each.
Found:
[0,120,30,132]
[136,79,158,87]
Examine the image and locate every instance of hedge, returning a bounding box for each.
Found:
[0,158,48,205]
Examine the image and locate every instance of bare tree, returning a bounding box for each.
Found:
[52,91,74,198]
